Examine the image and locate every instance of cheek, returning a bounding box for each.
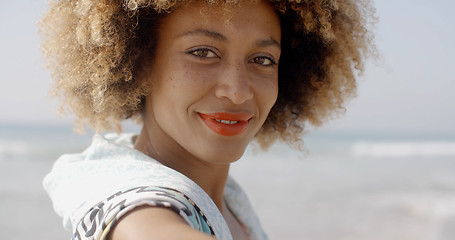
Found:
[270,78,279,105]
[173,62,213,89]
[151,67,214,115]
[258,77,279,112]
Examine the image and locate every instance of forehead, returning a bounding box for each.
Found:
[158,0,281,40]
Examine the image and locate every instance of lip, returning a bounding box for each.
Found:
[198,112,252,136]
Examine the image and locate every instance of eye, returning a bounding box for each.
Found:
[249,56,277,67]
[187,47,219,58]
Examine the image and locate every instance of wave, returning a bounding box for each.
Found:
[351,141,455,157]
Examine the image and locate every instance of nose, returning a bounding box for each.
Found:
[215,62,253,105]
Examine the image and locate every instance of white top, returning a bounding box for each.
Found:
[43,133,267,240]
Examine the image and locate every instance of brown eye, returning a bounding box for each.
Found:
[188,48,218,58]
[250,56,276,66]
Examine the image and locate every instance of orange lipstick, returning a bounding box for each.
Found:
[198,112,252,136]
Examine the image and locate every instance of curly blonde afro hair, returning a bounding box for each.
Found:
[40,0,375,148]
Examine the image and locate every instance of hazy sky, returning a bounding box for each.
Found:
[1,0,454,136]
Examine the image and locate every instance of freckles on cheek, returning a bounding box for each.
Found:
[182,69,208,89]
[176,61,215,92]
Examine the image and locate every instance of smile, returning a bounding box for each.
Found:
[198,112,252,136]
[214,119,238,125]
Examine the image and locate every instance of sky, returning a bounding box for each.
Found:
[1,0,454,136]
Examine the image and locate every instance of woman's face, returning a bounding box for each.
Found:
[143,0,281,164]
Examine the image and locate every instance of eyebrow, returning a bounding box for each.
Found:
[255,37,281,49]
[180,29,227,42]
[180,28,281,49]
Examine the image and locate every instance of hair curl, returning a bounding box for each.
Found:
[40,0,375,148]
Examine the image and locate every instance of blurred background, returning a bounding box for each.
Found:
[1,0,454,239]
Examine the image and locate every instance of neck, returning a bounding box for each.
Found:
[134,124,230,210]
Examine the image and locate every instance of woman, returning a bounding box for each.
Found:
[40,0,374,239]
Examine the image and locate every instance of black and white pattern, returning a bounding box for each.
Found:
[72,186,213,240]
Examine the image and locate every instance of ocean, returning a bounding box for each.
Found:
[1,123,455,240]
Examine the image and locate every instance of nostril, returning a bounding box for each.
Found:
[215,79,253,105]
[214,63,253,104]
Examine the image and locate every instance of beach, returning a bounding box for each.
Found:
[1,123,455,240]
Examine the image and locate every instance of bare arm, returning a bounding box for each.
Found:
[109,206,216,240]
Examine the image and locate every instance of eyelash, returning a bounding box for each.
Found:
[249,56,277,67]
[186,47,277,67]
[187,47,219,59]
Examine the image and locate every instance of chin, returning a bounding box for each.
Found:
[198,143,248,165]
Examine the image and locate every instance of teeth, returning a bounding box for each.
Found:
[215,119,239,125]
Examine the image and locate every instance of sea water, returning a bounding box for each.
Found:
[1,123,455,240]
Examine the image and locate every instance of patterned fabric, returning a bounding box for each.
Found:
[43,133,268,240]
[73,186,214,240]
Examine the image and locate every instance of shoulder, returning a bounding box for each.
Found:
[73,186,215,240]
[108,206,215,240]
